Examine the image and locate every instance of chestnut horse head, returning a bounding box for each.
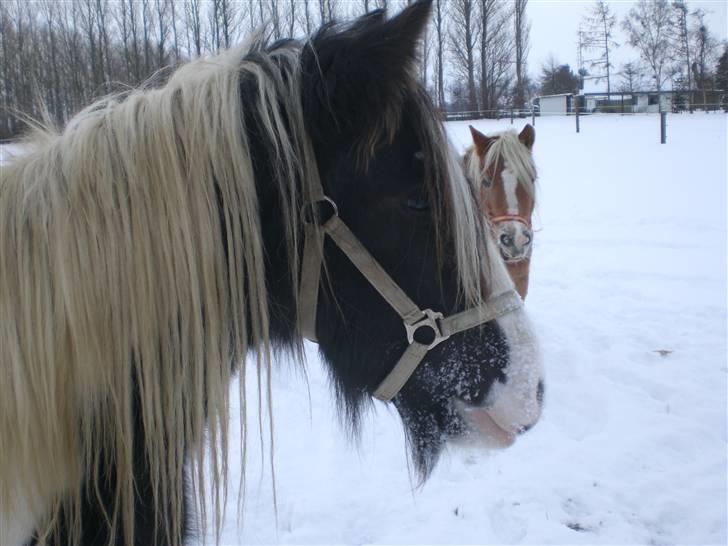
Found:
[465,125,537,299]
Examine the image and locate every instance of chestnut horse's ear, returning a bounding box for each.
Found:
[469,125,493,155]
[519,124,535,150]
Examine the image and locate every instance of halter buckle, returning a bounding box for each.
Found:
[405,309,450,350]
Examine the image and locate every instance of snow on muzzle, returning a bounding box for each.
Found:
[458,306,544,447]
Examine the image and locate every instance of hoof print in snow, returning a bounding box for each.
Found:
[653,349,673,357]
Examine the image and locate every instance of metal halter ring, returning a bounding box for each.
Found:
[302,196,339,226]
[405,309,450,350]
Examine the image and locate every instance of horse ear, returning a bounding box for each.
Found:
[469,125,493,155]
[519,124,535,150]
[302,0,433,147]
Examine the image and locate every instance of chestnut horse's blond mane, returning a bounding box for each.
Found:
[0,35,495,546]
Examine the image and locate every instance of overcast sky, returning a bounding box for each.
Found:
[527,0,728,89]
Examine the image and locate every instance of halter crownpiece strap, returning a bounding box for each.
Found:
[297,195,523,402]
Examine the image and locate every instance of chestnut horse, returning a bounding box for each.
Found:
[465,125,537,299]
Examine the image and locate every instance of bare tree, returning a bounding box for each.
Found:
[301,0,315,35]
[286,0,298,37]
[142,0,152,74]
[716,43,728,93]
[169,0,180,61]
[513,0,529,109]
[622,0,675,94]
[690,9,718,106]
[618,61,647,92]
[434,0,446,109]
[672,0,692,102]
[155,0,170,66]
[581,0,618,95]
[449,0,479,112]
[186,0,203,57]
[96,0,113,85]
[127,0,142,81]
[36,1,62,123]
[318,0,337,24]
[0,2,17,135]
[477,0,512,113]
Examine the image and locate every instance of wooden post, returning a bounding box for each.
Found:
[510,108,514,124]
[660,111,667,144]
[575,98,580,133]
[532,107,536,126]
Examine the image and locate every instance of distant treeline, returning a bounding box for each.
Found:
[2,1,724,140]
[0,0,533,139]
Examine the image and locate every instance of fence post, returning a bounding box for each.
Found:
[660,111,667,144]
[510,109,514,124]
[531,107,536,126]
[575,101,580,133]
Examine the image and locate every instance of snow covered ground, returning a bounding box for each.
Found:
[2,113,725,545]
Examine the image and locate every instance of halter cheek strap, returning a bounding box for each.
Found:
[298,195,523,402]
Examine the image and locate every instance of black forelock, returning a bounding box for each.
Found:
[299,1,432,159]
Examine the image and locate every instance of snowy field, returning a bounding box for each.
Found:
[2,113,726,545]
[197,113,726,545]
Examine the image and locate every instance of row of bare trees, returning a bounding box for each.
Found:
[440,0,529,114]
[0,0,533,138]
[576,0,723,104]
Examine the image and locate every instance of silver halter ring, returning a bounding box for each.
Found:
[405,309,450,350]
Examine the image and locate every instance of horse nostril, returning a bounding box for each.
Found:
[523,232,532,245]
[517,423,534,435]
[500,233,512,247]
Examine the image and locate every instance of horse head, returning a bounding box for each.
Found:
[283,1,544,476]
[465,124,537,298]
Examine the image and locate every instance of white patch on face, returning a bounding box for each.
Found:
[501,165,519,215]
[488,309,543,432]
[481,235,543,432]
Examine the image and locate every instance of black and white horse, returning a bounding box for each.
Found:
[0,2,543,545]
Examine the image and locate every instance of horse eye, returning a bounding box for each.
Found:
[482,176,493,188]
[405,192,429,212]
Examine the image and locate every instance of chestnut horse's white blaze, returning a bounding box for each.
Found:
[502,167,520,214]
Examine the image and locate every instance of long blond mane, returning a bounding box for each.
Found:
[0,35,499,546]
[0,39,322,546]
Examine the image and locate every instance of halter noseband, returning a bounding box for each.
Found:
[298,190,523,402]
[489,214,532,229]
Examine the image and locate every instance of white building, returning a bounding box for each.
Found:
[536,93,573,115]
